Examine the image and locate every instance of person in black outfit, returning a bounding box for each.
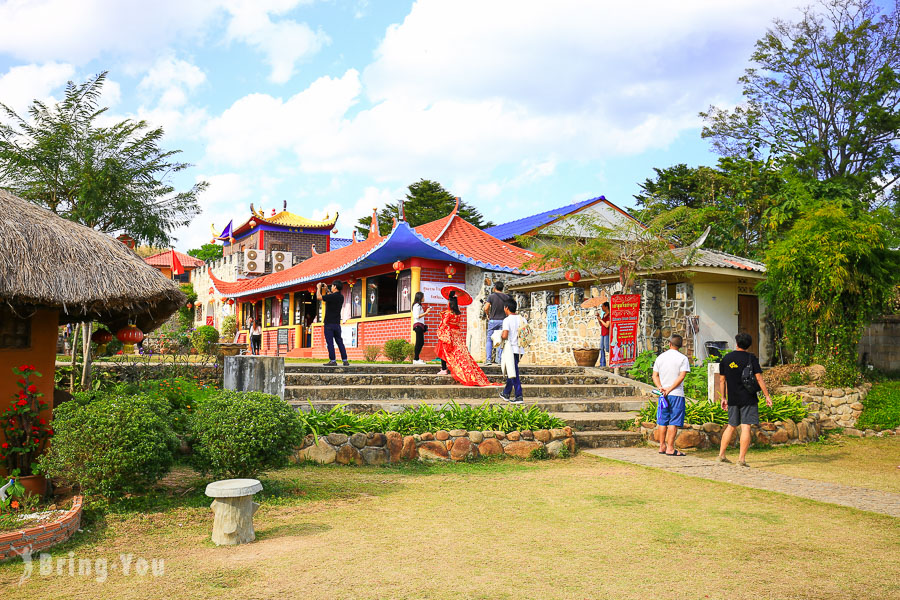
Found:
[716,332,772,467]
[317,281,349,366]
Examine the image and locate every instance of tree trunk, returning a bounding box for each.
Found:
[69,323,80,394]
[81,322,93,391]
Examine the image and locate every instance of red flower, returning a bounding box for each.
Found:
[39,418,46,425]
[18,364,29,372]
[10,500,19,510]
[27,384,38,394]
[16,398,28,406]
[1,442,7,449]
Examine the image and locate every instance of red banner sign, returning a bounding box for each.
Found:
[206,316,214,326]
[610,293,640,367]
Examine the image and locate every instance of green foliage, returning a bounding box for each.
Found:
[786,371,811,386]
[39,394,177,498]
[191,325,220,355]
[2,366,51,475]
[529,445,550,460]
[221,315,237,341]
[298,401,566,437]
[357,179,495,237]
[627,350,656,384]
[177,283,197,329]
[189,390,304,478]
[0,72,206,246]
[856,381,900,430]
[637,394,809,425]
[383,338,413,363]
[364,345,381,362]
[187,243,223,262]
[760,204,899,384]
[683,354,721,400]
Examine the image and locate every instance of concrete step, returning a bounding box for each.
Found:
[285,372,612,387]
[556,411,638,431]
[284,363,588,376]
[574,430,644,448]
[289,396,647,414]
[284,384,634,402]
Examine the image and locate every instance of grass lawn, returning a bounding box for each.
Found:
[857,381,900,430]
[1,455,897,600]
[694,434,900,494]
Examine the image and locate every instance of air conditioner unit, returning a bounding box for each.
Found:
[271,250,293,273]
[244,249,264,274]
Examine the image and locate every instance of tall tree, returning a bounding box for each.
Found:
[0,72,206,246]
[187,243,224,263]
[700,0,900,210]
[356,179,495,237]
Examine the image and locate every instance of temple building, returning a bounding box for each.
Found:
[143,250,204,283]
[202,200,538,359]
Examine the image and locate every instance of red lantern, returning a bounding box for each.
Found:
[249,219,257,228]
[392,260,405,275]
[228,298,235,306]
[564,269,581,286]
[445,263,456,279]
[332,228,338,235]
[209,287,214,295]
[346,276,356,288]
[116,325,144,353]
[91,329,113,345]
[276,294,284,301]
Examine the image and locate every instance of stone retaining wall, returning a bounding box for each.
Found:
[775,384,871,429]
[638,417,823,449]
[294,428,577,464]
[0,496,83,562]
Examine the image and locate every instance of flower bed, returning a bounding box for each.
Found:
[637,416,823,449]
[294,428,576,465]
[0,496,83,562]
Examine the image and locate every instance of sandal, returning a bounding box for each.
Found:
[666,450,686,457]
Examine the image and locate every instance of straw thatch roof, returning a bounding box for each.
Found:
[0,188,185,332]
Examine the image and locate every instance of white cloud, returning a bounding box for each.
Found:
[223,0,329,83]
[139,56,207,99]
[0,62,74,115]
[179,172,254,249]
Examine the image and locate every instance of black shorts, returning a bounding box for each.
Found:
[728,404,759,426]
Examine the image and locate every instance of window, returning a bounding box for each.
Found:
[350,282,362,318]
[366,272,406,317]
[397,271,411,312]
[0,307,31,349]
[271,297,284,327]
[270,242,287,252]
[195,304,203,322]
[281,296,290,325]
[293,291,317,326]
[264,298,272,327]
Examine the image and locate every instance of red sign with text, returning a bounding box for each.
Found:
[206,316,214,326]
[610,294,640,367]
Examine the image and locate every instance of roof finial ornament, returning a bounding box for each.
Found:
[453,196,460,215]
[283,199,287,211]
[368,208,379,240]
[399,199,406,222]
[352,228,357,243]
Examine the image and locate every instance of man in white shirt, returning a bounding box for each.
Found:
[651,335,691,456]
[499,299,525,404]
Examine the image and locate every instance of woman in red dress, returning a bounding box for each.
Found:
[436,291,496,387]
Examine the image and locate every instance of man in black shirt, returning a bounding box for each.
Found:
[483,281,509,365]
[716,332,772,467]
[317,281,349,366]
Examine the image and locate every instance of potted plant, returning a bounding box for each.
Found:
[1,365,53,496]
[572,348,600,367]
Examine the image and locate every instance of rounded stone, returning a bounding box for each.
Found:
[367,433,387,447]
[494,431,506,440]
[349,432,367,448]
[386,431,403,462]
[550,428,567,441]
[507,431,521,441]
[296,439,337,464]
[360,447,388,465]
[435,430,450,441]
[205,479,262,498]
[675,429,703,449]
[503,440,542,458]
[534,429,551,443]
[478,438,504,457]
[400,435,418,460]
[326,433,349,446]
[546,440,564,457]
[521,429,534,440]
[482,430,495,438]
[468,431,484,444]
[335,444,362,465]
[420,432,434,441]
[418,440,450,460]
[450,437,473,461]
[448,429,467,437]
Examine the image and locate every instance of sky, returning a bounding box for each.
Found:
[0,0,811,251]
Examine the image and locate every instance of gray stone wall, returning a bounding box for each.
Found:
[859,315,900,373]
[637,279,696,357]
[776,383,872,429]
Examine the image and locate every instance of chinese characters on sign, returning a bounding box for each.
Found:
[547,304,559,343]
[610,293,640,367]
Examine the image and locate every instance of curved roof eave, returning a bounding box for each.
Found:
[212,222,537,298]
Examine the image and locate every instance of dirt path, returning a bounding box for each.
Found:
[585,447,900,518]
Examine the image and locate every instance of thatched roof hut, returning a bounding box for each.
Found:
[0,188,185,332]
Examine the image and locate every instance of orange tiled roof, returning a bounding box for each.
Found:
[144,250,204,269]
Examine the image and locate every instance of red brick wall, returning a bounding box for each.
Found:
[256,328,295,356]
[0,496,83,562]
[308,316,413,360]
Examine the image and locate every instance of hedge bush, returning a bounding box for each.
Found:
[191,325,219,354]
[38,395,177,498]
[189,390,305,478]
[221,315,237,341]
[383,338,413,363]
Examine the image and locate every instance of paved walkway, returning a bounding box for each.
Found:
[585,447,900,518]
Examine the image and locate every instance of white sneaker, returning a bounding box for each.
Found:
[437,369,449,375]
[413,359,426,365]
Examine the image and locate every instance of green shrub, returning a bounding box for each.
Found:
[298,401,566,436]
[683,354,720,400]
[529,445,550,460]
[627,350,655,384]
[364,345,380,362]
[191,325,220,355]
[637,394,808,425]
[221,315,237,341]
[189,390,305,478]
[383,338,413,363]
[856,381,900,430]
[38,394,177,498]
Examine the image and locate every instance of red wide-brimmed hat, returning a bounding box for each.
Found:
[441,286,473,306]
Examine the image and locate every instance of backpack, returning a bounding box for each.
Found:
[517,317,533,351]
[741,357,761,394]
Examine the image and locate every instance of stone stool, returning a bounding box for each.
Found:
[205,479,263,546]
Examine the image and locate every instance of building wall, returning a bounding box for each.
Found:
[693,281,769,363]
[859,316,900,372]
[540,201,639,237]
[0,308,57,476]
[224,229,329,260]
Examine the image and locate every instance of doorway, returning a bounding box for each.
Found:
[737,294,759,356]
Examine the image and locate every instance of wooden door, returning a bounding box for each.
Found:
[737,295,759,356]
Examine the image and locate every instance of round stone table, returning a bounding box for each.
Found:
[205,479,263,546]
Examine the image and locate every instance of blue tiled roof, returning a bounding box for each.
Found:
[330,237,356,250]
[483,196,606,241]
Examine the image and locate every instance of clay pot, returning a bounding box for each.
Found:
[572,348,600,367]
[18,474,48,498]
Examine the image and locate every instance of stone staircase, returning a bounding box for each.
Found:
[285,363,648,448]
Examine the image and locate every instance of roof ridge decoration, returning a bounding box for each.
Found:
[367,207,381,241]
[435,196,460,242]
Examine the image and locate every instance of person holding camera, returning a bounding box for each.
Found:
[716,332,772,467]
[317,281,349,366]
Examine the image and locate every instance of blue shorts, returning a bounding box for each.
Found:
[657,395,685,427]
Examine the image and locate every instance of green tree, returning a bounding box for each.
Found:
[357,179,495,237]
[700,0,900,210]
[0,71,206,246]
[760,198,900,384]
[187,243,223,262]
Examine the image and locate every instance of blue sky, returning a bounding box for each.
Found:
[0,0,811,251]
